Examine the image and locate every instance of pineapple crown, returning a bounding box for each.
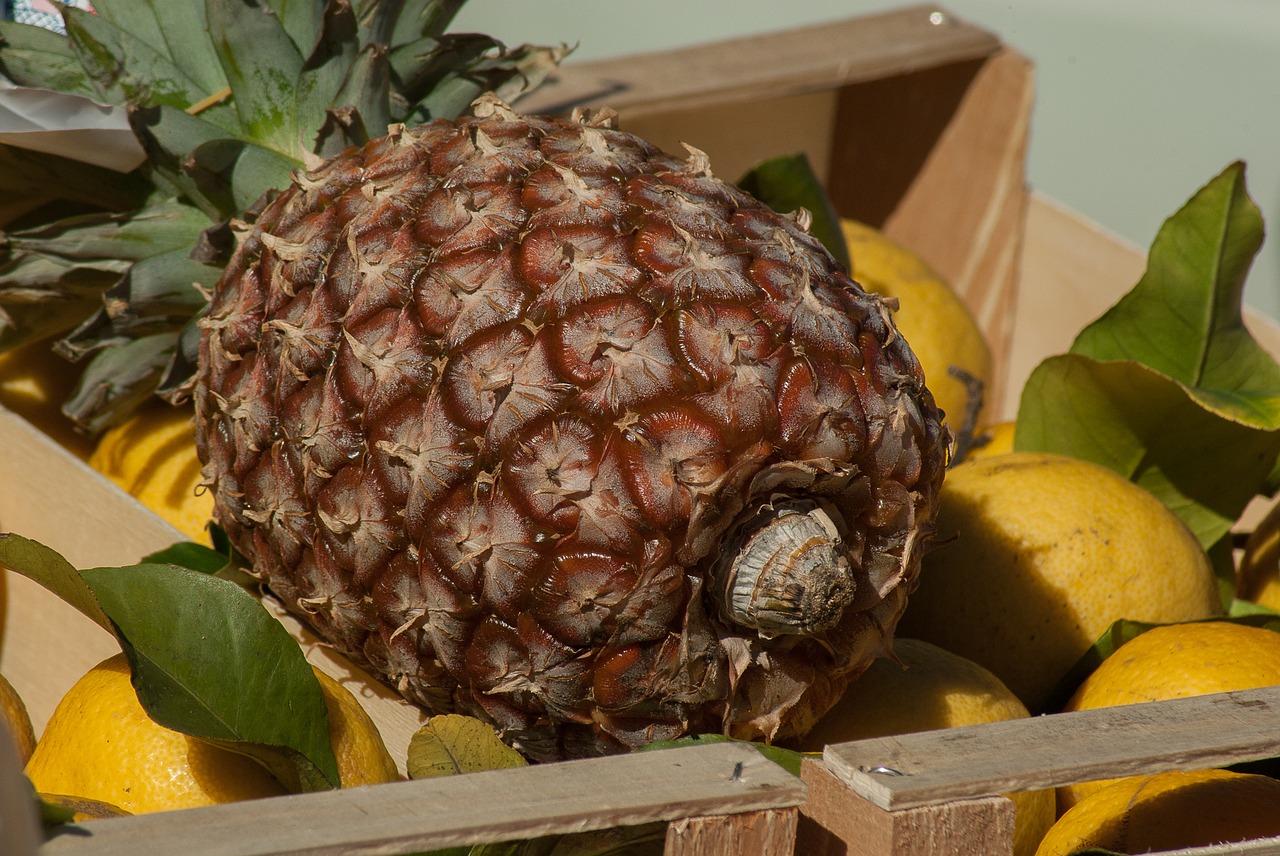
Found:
[0,0,568,434]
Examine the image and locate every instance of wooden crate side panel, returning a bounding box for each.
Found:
[517,6,1002,120]
[615,90,837,190]
[831,48,1034,417]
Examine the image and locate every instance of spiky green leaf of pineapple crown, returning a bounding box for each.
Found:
[0,0,568,434]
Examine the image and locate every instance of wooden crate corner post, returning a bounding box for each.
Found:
[796,758,1015,856]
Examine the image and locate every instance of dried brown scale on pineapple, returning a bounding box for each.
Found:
[194,95,947,761]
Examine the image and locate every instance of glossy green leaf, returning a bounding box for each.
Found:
[1017,163,1280,549]
[0,252,116,348]
[269,0,324,57]
[737,153,850,271]
[0,20,100,98]
[103,248,220,325]
[294,0,363,151]
[141,541,230,576]
[0,533,111,632]
[407,714,528,779]
[188,138,301,213]
[361,0,467,46]
[79,563,340,791]
[154,315,204,402]
[1071,162,1279,424]
[403,39,568,124]
[314,42,390,156]
[1018,355,1280,551]
[390,33,495,117]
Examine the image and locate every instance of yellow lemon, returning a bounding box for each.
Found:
[1036,769,1280,856]
[26,653,400,814]
[966,420,1016,461]
[1058,621,1280,810]
[842,218,993,430]
[89,402,214,544]
[1236,500,1280,612]
[0,339,94,459]
[797,639,1054,856]
[26,653,286,814]
[313,668,402,787]
[0,671,36,766]
[896,452,1222,713]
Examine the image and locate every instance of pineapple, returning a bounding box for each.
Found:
[0,0,566,433]
[2,1,949,760]
[195,96,949,760]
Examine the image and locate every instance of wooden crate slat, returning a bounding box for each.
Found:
[519,5,1001,119]
[37,742,805,856]
[1150,837,1280,856]
[824,686,1280,810]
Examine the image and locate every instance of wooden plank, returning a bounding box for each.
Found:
[796,759,1014,856]
[1152,838,1280,856]
[1005,192,1149,418]
[664,807,798,855]
[37,741,806,856]
[518,6,1002,120]
[823,686,1280,811]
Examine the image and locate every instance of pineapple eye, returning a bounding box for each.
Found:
[712,498,857,638]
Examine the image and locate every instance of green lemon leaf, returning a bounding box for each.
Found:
[1017,163,1280,549]
[1018,355,1280,552]
[79,563,341,792]
[737,153,850,271]
[141,541,230,575]
[0,533,111,632]
[1071,162,1277,423]
[407,714,528,780]
[36,792,77,827]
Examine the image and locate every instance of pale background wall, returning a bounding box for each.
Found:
[453,1,1280,323]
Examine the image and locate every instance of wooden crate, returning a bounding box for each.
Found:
[3,5,1279,854]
